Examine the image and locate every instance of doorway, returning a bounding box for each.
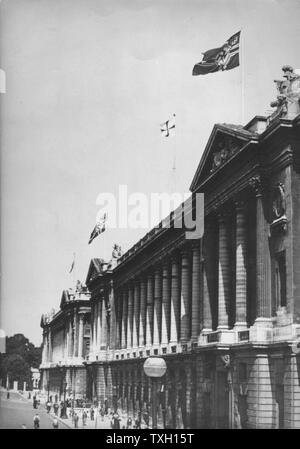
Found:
[216,371,229,428]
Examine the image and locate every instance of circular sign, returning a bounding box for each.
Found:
[291,341,300,355]
[143,357,167,378]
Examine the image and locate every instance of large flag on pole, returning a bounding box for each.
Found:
[160,113,176,137]
[69,252,76,273]
[88,213,107,244]
[192,31,241,76]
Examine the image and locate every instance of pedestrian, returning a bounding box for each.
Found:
[134,416,141,429]
[53,402,59,416]
[52,418,59,429]
[33,413,40,429]
[6,389,10,399]
[112,411,121,429]
[33,396,37,409]
[126,416,132,429]
[104,398,108,414]
[100,406,105,421]
[74,412,79,429]
[82,410,87,427]
[46,400,51,413]
[90,407,95,421]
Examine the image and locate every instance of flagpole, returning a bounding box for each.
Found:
[240,27,245,124]
[172,142,177,192]
[71,252,76,288]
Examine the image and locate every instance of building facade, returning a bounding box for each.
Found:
[40,282,91,402]
[40,66,300,428]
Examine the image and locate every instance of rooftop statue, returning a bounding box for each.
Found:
[112,243,123,259]
[270,65,300,119]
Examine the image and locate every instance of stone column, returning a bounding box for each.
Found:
[251,176,272,319]
[153,267,162,346]
[133,280,140,349]
[115,292,121,350]
[191,242,201,341]
[45,332,49,363]
[70,316,75,359]
[92,302,97,354]
[78,314,84,358]
[127,284,134,349]
[234,200,248,328]
[68,317,73,358]
[73,313,78,358]
[170,254,180,345]
[109,283,117,351]
[202,233,212,332]
[42,334,47,364]
[217,211,231,329]
[65,320,70,359]
[180,248,191,343]
[100,297,107,351]
[48,329,52,363]
[121,289,128,349]
[139,276,147,347]
[96,301,101,352]
[145,272,154,346]
[161,260,171,346]
[63,325,68,360]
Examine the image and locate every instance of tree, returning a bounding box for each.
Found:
[1,354,31,388]
[0,334,42,389]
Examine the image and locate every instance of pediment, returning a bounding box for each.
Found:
[190,124,254,192]
[60,289,69,308]
[85,258,106,285]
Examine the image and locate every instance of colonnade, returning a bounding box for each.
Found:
[110,186,271,351]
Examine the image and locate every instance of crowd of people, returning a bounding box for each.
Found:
[27,392,153,429]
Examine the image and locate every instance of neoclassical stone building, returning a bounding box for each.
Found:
[40,282,91,401]
[41,66,300,428]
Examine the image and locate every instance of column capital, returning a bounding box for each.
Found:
[234,200,246,211]
[191,239,201,251]
[153,261,163,274]
[161,257,171,269]
[133,277,140,287]
[249,175,263,197]
[180,245,191,258]
[127,279,135,289]
[170,250,180,263]
[146,270,154,280]
[217,208,231,222]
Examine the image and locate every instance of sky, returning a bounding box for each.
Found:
[1,0,300,346]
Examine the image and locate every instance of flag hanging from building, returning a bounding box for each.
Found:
[88,213,107,245]
[192,31,241,76]
[69,252,76,273]
[160,113,176,137]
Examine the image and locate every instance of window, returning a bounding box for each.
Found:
[239,363,247,382]
[275,251,287,308]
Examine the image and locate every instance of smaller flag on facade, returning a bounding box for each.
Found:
[192,31,241,76]
[160,113,176,137]
[69,252,76,273]
[88,213,107,245]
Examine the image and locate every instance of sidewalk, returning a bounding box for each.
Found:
[50,411,115,429]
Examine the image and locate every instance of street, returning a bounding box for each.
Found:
[0,390,68,429]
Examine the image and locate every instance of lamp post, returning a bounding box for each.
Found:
[61,381,68,419]
[47,381,50,402]
[112,385,117,413]
[143,357,167,429]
